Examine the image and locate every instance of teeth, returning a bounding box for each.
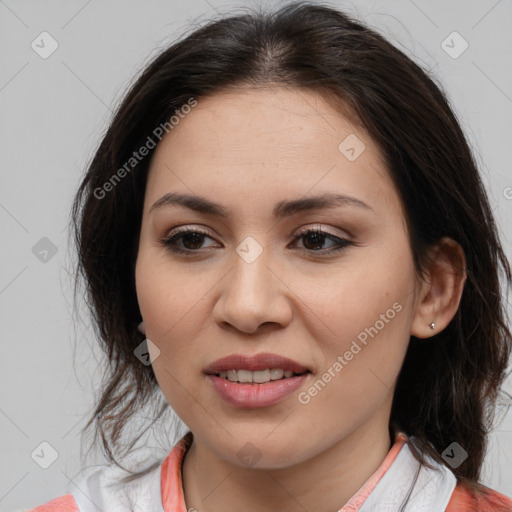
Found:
[238,369,253,383]
[270,369,284,380]
[217,368,303,383]
[226,370,237,382]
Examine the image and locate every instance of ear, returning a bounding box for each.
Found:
[411,237,467,339]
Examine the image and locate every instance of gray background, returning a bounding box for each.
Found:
[1,0,511,510]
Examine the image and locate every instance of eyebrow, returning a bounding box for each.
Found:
[149,192,373,218]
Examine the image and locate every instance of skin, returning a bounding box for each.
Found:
[135,86,466,512]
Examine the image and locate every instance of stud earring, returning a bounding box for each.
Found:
[429,322,436,330]
[137,321,146,335]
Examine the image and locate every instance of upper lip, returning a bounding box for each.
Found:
[204,352,310,374]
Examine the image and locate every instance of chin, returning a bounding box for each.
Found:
[215,435,312,470]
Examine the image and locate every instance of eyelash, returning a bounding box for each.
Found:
[160,226,354,256]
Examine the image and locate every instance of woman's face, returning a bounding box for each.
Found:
[135,86,424,468]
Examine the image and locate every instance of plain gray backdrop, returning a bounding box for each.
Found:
[1,0,511,510]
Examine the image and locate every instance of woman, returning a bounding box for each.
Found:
[28,2,512,511]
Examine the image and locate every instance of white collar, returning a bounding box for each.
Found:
[72,437,456,512]
[72,461,164,512]
[357,439,457,511]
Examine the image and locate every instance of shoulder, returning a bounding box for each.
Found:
[26,456,164,512]
[27,494,79,511]
[446,482,512,512]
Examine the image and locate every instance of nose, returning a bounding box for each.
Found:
[212,245,293,335]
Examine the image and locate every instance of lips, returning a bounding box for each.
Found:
[203,352,310,375]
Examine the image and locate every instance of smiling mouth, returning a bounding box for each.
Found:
[214,368,310,384]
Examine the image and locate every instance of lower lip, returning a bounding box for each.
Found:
[207,373,310,408]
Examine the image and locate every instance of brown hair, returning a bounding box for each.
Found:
[71,0,511,497]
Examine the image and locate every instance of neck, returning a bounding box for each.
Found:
[182,415,393,512]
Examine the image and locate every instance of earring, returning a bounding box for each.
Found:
[429,322,436,330]
[137,321,146,335]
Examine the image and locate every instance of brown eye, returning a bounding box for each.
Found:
[161,228,218,254]
[292,228,353,254]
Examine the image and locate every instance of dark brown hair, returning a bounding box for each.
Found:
[71,0,511,498]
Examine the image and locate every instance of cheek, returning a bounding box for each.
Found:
[308,246,415,385]
[136,248,209,341]
[294,271,412,439]
[135,249,214,404]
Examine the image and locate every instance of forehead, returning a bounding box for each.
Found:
[145,86,399,218]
